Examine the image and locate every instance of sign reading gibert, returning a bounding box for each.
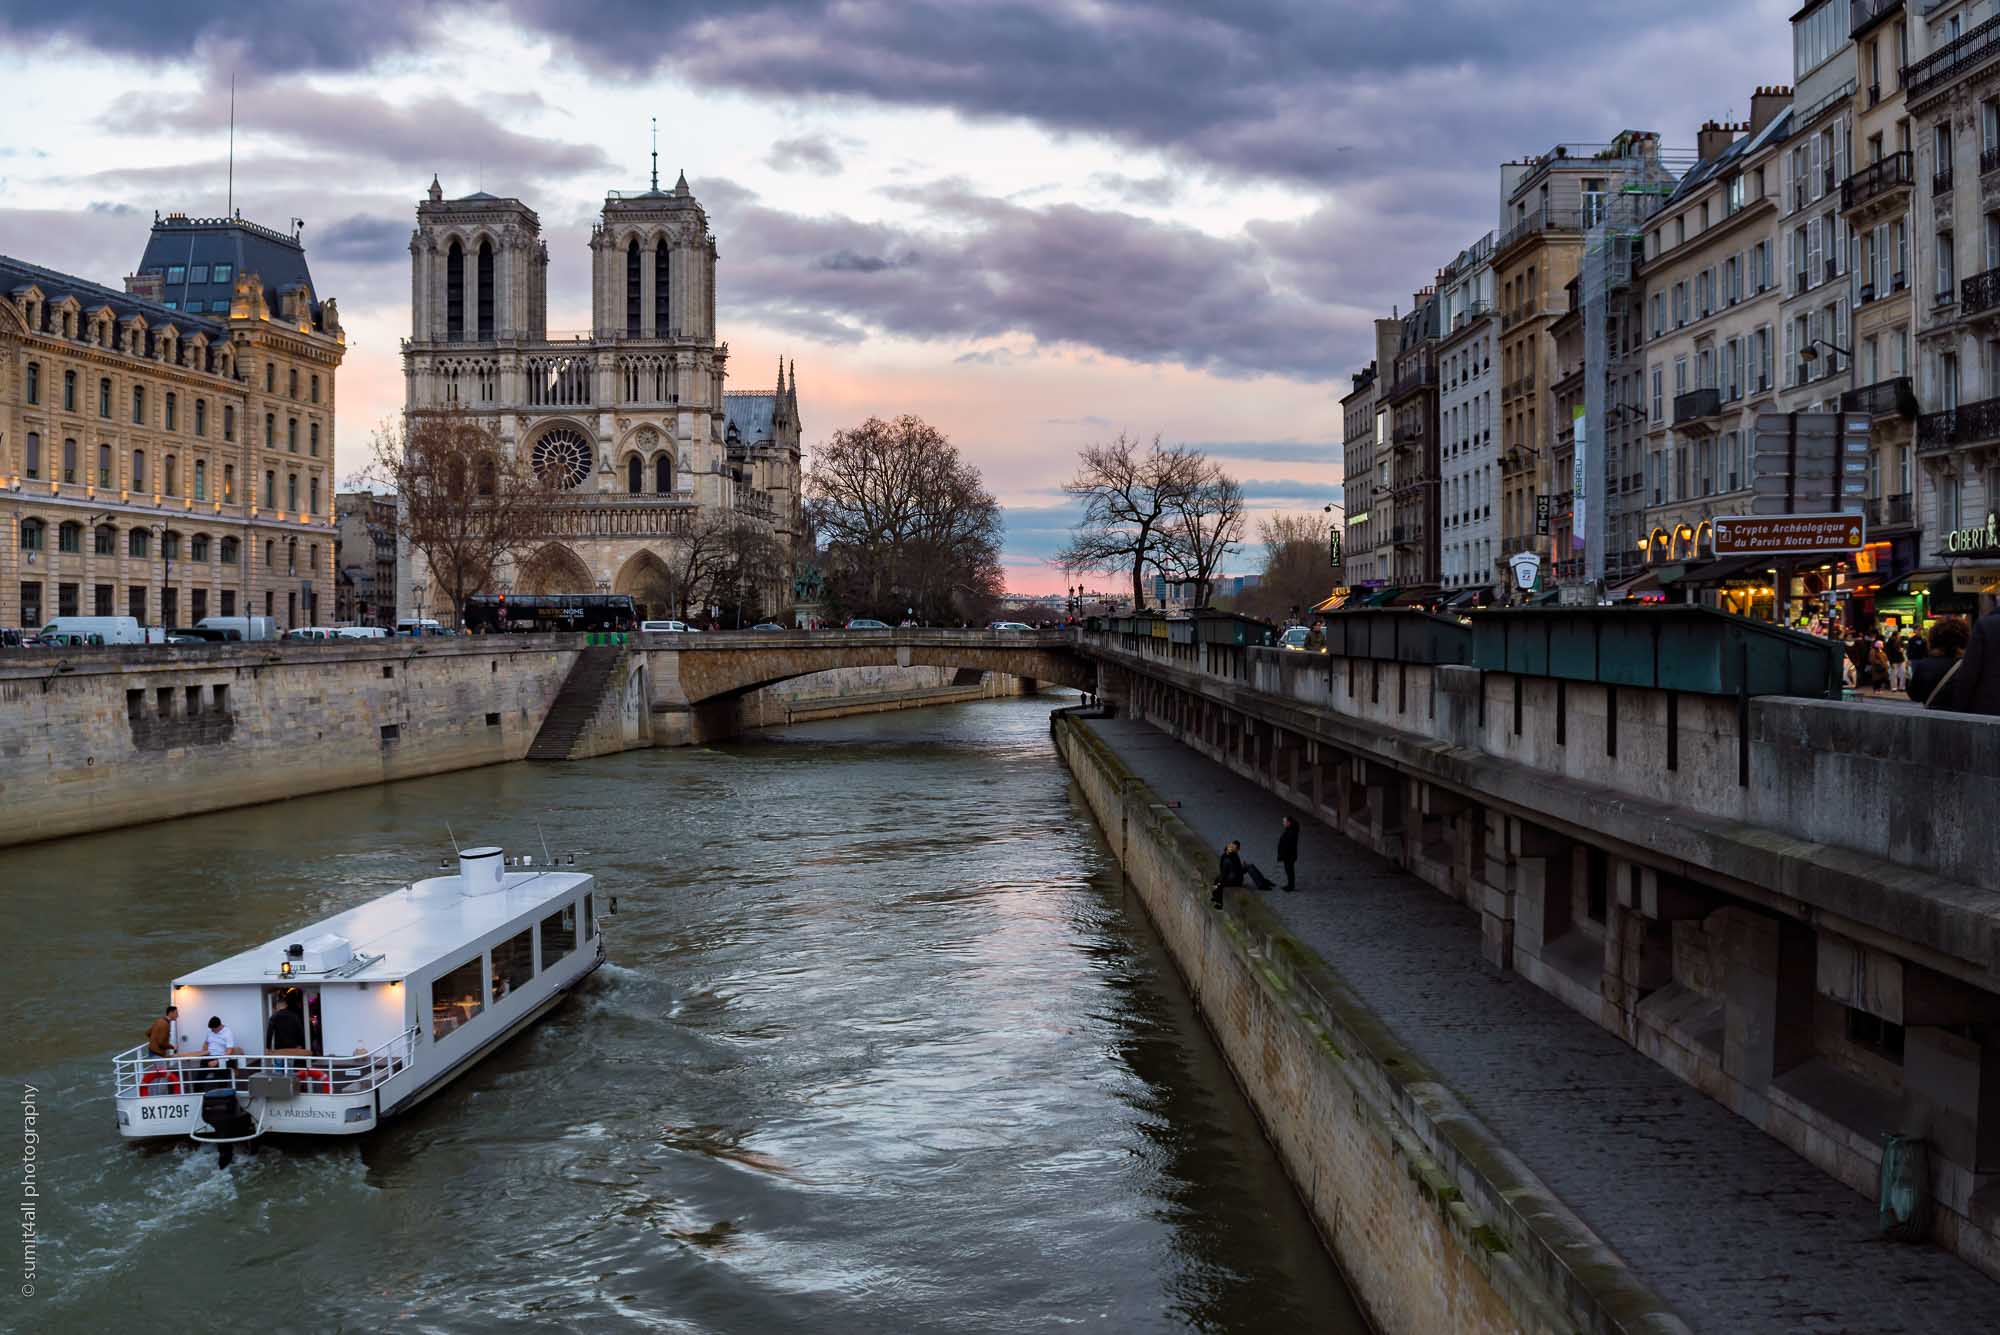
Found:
[1711,513,1865,556]
[1944,512,1999,557]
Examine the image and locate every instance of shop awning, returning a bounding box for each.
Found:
[1667,554,1775,587]
[1442,587,1497,610]
[1604,567,1665,597]
[1387,584,1444,607]
[1310,590,1348,613]
[1355,586,1402,607]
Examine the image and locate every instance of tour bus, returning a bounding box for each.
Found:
[462,593,639,634]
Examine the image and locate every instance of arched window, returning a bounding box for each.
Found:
[98,377,110,417]
[287,417,298,452]
[223,405,235,442]
[223,463,236,503]
[627,454,643,494]
[132,385,145,424]
[23,432,40,479]
[655,237,671,334]
[288,368,298,399]
[62,370,75,411]
[625,238,642,337]
[128,528,149,558]
[263,470,275,508]
[132,449,146,491]
[309,476,320,514]
[195,398,207,436]
[477,239,495,340]
[265,413,274,447]
[310,422,320,456]
[165,391,177,431]
[164,455,178,496]
[287,472,299,511]
[194,459,207,500]
[19,519,44,551]
[94,525,116,556]
[25,361,39,404]
[97,443,110,487]
[57,521,81,553]
[446,240,465,341]
[62,438,76,483]
[655,454,672,494]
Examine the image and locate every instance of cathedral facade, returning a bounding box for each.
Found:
[398,172,801,622]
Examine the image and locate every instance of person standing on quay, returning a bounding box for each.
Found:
[1952,604,2000,715]
[1278,816,1300,892]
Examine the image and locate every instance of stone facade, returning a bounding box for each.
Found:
[1437,232,1500,594]
[399,174,801,623]
[0,214,345,631]
[334,490,398,625]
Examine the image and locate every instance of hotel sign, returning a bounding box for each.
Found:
[1712,513,1865,555]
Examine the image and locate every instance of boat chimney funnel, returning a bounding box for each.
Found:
[458,846,505,895]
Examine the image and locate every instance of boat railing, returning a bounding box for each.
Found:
[113,1026,421,1099]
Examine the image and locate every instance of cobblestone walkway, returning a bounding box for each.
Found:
[1081,716,2000,1335]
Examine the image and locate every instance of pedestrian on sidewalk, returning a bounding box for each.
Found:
[1885,628,1908,693]
[1278,816,1300,892]
[1951,604,2000,715]
[1908,617,1969,708]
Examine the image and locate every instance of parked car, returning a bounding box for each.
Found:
[165,628,211,645]
[989,621,1034,631]
[750,622,786,631]
[640,619,690,633]
[846,618,891,630]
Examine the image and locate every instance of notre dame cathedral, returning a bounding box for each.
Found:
[397,168,802,621]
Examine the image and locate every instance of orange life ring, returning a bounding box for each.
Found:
[297,1068,331,1094]
[140,1068,182,1096]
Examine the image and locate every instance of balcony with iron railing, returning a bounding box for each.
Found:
[1673,387,1722,426]
[1840,150,1913,213]
[1963,264,2000,317]
[1388,363,1438,400]
[1495,207,1586,255]
[1865,493,1915,528]
[1840,376,1916,418]
[1852,0,1902,40]
[1918,395,2000,453]
[1904,13,2000,102]
[1936,166,1956,196]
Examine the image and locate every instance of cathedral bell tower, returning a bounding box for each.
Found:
[410,178,547,344]
[589,170,716,342]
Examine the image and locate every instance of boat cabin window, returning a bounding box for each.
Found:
[583,893,595,942]
[492,928,533,1000]
[541,902,577,966]
[431,954,486,1040]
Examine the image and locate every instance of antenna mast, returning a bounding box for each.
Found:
[651,117,659,191]
[227,73,236,217]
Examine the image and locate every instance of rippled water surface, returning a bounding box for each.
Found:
[5,696,1362,1333]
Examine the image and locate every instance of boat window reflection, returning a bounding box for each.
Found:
[431,954,486,1040]
[541,903,576,967]
[492,928,533,1001]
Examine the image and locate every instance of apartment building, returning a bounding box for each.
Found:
[1437,233,1499,595]
[1781,4,1860,414]
[1385,289,1443,589]
[1843,3,1922,586]
[1639,100,1791,579]
[1338,319,1401,589]
[1907,0,2000,587]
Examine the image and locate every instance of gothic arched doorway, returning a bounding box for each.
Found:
[516,543,593,595]
[614,548,677,620]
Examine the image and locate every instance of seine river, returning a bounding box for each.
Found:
[4,695,1362,1333]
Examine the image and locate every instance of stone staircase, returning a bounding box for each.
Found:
[526,646,625,761]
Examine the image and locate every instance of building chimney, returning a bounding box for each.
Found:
[1749,85,1791,137]
[1696,119,1739,162]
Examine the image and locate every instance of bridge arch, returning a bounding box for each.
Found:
[651,632,1096,712]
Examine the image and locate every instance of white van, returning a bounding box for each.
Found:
[639,619,689,633]
[336,625,389,640]
[197,615,278,642]
[39,616,148,646]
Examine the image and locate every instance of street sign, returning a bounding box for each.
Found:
[1951,566,2000,593]
[1712,513,1866,555]
[1509,551,1541,590]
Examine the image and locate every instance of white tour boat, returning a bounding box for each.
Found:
[112,846,607,1149]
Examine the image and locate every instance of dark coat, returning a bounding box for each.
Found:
[1908,654,1962,709]
[1217,849,1245,887]
[1953,611,2000,715]
[1278,822,1299,863]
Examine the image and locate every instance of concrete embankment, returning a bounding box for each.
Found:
[1052,708,1688,1335]
[0,638,1023,848]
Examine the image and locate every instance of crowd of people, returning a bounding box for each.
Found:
[1804,607,2000,713]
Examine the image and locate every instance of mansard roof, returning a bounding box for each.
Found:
[135,212,321,319]
[0,252,227,337]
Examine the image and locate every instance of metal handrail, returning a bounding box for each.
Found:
[114,1025,420,1098]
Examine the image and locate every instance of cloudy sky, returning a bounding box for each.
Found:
[0,1,1791,592]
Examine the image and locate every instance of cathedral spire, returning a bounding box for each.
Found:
[650,117,658,192]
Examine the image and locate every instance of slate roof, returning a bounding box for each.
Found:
[722,392,778,445]
[0,252,226,336]
[1662,108,1794,208]
[135,213,320,320]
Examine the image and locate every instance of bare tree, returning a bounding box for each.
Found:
[1155,465,1245,607]
[1231,512,1336,623]
[807,415,1005,623]
[1056,433,1208,609]
[367,409,557,626]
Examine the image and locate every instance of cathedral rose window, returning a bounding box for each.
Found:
[532,429,593,490]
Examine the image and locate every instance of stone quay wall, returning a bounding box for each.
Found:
[1053,710,1685,1335]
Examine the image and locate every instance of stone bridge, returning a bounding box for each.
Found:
[641,628,1095,743]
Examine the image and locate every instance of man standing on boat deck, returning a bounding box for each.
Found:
[266,995,306,1053]
[146,1005,179,1060]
